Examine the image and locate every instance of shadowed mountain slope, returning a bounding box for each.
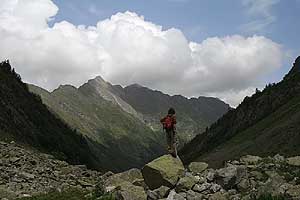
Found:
[179,56,300,168]
[0,61,101,170]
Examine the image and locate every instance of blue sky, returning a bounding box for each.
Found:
[1,0,299,106]
[51,0,300,66]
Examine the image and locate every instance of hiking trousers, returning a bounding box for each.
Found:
[165,129,177,157]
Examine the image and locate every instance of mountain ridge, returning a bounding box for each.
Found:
[29,74,230,171]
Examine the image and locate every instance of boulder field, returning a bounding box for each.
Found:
[1,140,300,199]
[102,154,300,200]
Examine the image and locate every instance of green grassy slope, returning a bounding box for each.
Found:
[179,56,300,167]
[0,61,101,170]
[29,83,164,172]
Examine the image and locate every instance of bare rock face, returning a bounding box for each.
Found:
[141,155,185,190]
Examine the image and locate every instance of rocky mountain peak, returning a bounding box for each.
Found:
[87,75,110,89]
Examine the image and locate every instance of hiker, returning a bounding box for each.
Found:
[160,107,177,157]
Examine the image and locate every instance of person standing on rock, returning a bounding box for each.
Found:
[160,108,177,157]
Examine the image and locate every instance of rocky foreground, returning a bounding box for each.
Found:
[104,154,300,200]
[1,141,300,199]
[0,141,101,199]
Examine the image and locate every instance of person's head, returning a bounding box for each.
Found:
[168,107,175,115]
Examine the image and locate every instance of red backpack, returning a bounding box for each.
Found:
[163,116,173,130]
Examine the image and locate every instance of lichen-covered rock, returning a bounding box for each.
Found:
[115,181,147,200]
[186,190,204,200]
[193,183,211,193]
[104,168,142,188]
[147,186,170,199]
[188,162,208,174]
[287,156,300,167]
[208,192,228,200]
[176,174,198,192]
[142,155,184,190]
[116,182,147,200]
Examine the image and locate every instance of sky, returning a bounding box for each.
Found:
[0,0,299,107]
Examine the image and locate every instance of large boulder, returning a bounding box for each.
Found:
[142,155,185,190]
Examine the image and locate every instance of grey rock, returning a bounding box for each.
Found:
[287,156,300,167]
[240,155,262,165]
[208,192,228,200]
[210,183,221,193]
[273,154,285,163]
[237,179,249,192]
[286,185,300,199]
[186,190,204,200]
[193,182,211,193]
[215,166,247,189]
[154,186,170,198]
[206,170,216,182]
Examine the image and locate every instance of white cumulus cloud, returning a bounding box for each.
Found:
[0,0,283,106]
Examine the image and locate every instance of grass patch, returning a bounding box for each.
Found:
[19,189,115,200]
